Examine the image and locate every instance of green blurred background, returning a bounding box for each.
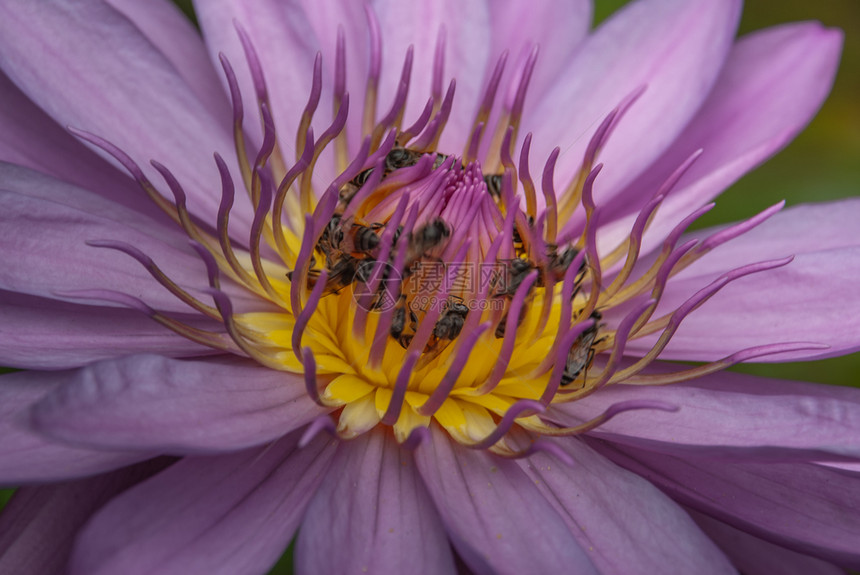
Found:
[1,1,859,573]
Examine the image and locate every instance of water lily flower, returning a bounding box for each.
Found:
[1,0,859,573]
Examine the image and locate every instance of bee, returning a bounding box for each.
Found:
[492,258,537,338]
[407,297,471,366]
[541,245,582,284]
[484,173,503,200]
[348,223,383,255]
[560,311,603,386]
[403,218,451,271]
[384,147,425,174]
[433,298,469,341]
[288,215,376,296]
[288,253,360,296]
[318,215,344,258]
[413,218,450,251]
[494,258,536,298]
[350,162,376,192]
[431,152,451,170]
[390,296,419,349]
[494,308,527,339]
[339,148,451,215]
[511,225,528,259]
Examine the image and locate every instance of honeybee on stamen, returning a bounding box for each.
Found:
[561,311,604,387]
[492,257,537,339]
[390,295,419,349]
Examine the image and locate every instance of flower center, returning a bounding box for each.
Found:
[243,140,604,450]
[74,16,817,458]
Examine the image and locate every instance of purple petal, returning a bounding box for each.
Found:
[370,0,491,148]
[486,0,591,102]
[414,426,598,575]
[550,366,860,461]
[518,438,734,574]
[625,199,860,361]
[194,0,377,175]
[595,441,860,569]
[688,508,846,575]
[194,0,324,158]
[0,71,164,220]
[296,429,455,575]
[0,370,147,485]
[818,461,860,476]
[105,0,231,121]
[0,459,172,575]
[296,0,377,155]
[30,354,327,454]
[68,431,336,575]
[0,1,251,232]
[528,0,741,201]
[0,163,259,313]
[601,21,843,251]
[0,291,215,370]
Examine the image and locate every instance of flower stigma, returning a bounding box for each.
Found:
[72,13,823,458]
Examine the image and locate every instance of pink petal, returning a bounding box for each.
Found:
[625,199,860,361]
[194,0,324,157]
[105,0,231,121]
[600,21,843,251]
[296,429,455,575]
[528,0,741,202]
[296,0,375,155]
[0,164,257,313]
[597,441,860,569]
[551,367,860,461]
[0,370,147,485]
[68,431,336,575]
[0,291,215,370]
[0,1,251,232]
[817,461,860,476]
[688,508,846,575]
[486,0,591,102]
[0,73,163,220]
[0,460,172,575]
[518,438,734,574]
[414,426,598,574]
[30,355,326,454]
[369,0,491,148]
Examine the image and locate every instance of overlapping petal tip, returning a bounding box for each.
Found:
[623,199,860,361]
[296,429,455,575]
[0,70,166,220]
[485,0,591,102]
[551,366,860,462]
[0,162,265,315]
[595,441,860,569]
[600,20,844,250]
[104,0,231,120]
[0,0,249,233]
[0,459,173,575]
[527,0,741,204]
[688,508,847,575]
[0,292,216,370]
[68,430,336,575]
[0,370,149,486]
[413,426,600,575]
[28,354,328,454]
[517,438,734,574]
